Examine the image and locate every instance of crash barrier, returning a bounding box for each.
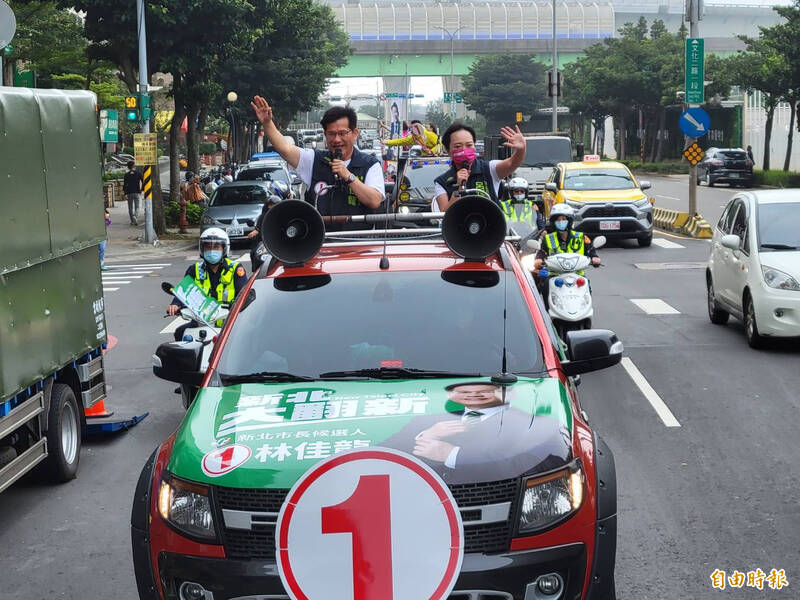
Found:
[652,206,712,239]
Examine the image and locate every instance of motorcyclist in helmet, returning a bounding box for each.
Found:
[502,176,546,233]
[533,203,601,271]
[166,227,249,340]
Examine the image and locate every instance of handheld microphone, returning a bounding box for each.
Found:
[333,148,343,184]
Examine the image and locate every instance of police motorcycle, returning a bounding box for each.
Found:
[519,206,606,341]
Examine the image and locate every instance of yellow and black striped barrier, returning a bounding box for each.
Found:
[143,166,153,202]
[651,206,713,238]
[684,214,713,238]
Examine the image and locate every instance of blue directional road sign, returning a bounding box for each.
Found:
[679,107,710,138]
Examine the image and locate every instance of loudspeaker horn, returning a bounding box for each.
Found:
[442,194,507,262]
[261,200,325,266]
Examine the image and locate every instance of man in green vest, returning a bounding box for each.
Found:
[167,227,249,339]
[502,177,546,233]
[533,203,601,271]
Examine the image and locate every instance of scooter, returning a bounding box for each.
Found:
[520,236,606,341]
[161,282,229,409]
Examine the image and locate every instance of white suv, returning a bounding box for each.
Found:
[706,190,800,347]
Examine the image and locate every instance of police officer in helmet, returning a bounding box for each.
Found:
[250,95,385,231]
[533,203,601,270]
[502,176,546,233]
[166,227,248,340]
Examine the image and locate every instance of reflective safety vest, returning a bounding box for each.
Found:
[194,258,239,324]
[545,230,587,275]
[501,200,536,223]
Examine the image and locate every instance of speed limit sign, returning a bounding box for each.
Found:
[276,448,464,600]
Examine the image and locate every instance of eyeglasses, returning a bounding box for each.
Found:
[324,129,352,139]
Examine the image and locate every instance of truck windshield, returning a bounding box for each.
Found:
[216,270,544,379]
[563,168,635,191]
[523,139,572,167]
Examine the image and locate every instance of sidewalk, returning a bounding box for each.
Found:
[104,197,199,263]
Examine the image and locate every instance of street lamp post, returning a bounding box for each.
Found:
[434,25,465,119]
[552,0,558,131]
[227,91,238,168]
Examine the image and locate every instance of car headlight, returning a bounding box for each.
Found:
[399,205,411,214]
[634,197,651,209]
[762,266,800,291]
[565,200,583,210]
[201,215,217,226]
[519,466,583,534]
[158,475,217,540]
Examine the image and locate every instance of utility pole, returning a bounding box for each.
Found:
[137,0,157,244]
[552,0,558,131]
[686,0,701,217]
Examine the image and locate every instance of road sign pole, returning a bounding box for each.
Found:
[137,0,157,244]
[552,0,558,131]
[686,0,701,217]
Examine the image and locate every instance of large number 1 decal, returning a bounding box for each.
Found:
[321,474,394,599]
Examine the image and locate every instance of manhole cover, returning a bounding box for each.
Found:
[634,262,707,270]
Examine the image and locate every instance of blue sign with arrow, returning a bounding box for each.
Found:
[679,107,710,138]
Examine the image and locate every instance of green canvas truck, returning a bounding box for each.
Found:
[0,87,112,492]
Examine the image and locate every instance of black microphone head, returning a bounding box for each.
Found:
[333,148,342,160]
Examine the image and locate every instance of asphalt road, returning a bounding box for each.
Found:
[0,237,797,599]
[640,173,756,226]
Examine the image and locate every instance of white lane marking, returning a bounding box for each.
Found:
[630,298,681,315]
[621,357,681,428]
[235,254,251,263]
[652,238,685,249]
[100,279,131,284]
[102,287,119,292]
[102,275,143,280]
[105,263,171,268]
[100,272,150,276]
[655,194,682,202]
[160,317,185,334]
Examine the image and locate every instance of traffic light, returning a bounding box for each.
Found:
[125,95,139,121]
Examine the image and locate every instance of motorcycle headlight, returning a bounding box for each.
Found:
[158,475,217,540]
[519,466,583,534]
[762,266,800,291]
[201,215,217,226]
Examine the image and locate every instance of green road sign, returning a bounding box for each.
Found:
[685,38,705,105]
[99,109,119,143]
[443,92,451,102]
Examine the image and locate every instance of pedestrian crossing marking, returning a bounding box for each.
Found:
[103,287,119,292]
[160,317,185,335]
[652,238,685,249]
[100,263,171,293]
[630,298,681,315]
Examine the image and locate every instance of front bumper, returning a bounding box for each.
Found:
[752,286,800,337]
[572,204,653,239]
[708,169,752,184]
[153,543,589,600]
[201,223,256,242]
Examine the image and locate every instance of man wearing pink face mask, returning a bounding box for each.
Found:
[434,122,526,211]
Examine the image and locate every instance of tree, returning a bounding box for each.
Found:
[461,54,549,122]
[425,101,452,135]
[732,32,791,170]
[767,2,800,169]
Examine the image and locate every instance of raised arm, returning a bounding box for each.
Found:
[251,96,302,170]
[494,125,526,180]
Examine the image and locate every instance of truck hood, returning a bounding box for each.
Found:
[515,166,555,183]
[561,188,647,203]
[168,378,573,488]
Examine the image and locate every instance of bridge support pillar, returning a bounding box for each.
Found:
[382,76,410,137]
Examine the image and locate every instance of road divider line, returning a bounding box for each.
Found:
[100,279,132,284]
[160,317,184,334]
[102,287,119,292]
[621,357,681,428]
[652,238,685,249]
[100,272,149,276]
[630,298,681,314]
[105,263,170,268]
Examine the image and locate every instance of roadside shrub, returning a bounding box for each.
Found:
[199,141,217,155]
[164,201,203,227]
[752,169,800,188]
[102,169,127,181]
[620,160,689,174]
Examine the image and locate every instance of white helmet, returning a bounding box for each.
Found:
[508,177,529,194]
[199,227,230,263]
[548,203,575,227]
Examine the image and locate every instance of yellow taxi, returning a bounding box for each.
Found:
[542,155,655,247]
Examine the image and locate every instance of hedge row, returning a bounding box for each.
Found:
[619,160,689,174]
[752,169,800,188]
[164,201,204,227]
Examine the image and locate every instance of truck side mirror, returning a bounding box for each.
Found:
[152,341,205,385]
[560,329,623,376]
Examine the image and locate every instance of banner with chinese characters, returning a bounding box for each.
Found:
[167,378,575,488]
